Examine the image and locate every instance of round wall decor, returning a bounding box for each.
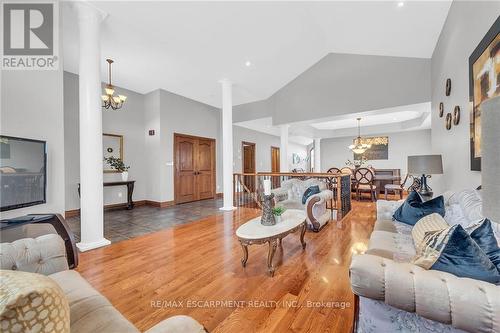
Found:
[445,78,451,96]
[439,102,444,117]
[445,113,452,130]
[453,106,460,125]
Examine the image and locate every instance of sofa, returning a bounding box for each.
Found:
[272,178,333,232]
[350,189,500,333]
[0,234,206,333]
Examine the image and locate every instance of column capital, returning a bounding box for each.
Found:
[72,1,107,22]
[218,78,232,86]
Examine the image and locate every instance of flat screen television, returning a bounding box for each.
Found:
[0,136,47,211]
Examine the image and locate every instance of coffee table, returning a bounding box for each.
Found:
[236,209,307,276]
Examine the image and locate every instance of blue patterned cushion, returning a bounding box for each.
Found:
[466,219,500,271]
[302,185,320,204]
[413,224,500,284]
[392,191,445,225]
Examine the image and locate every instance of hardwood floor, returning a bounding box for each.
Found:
[76,201,377,332]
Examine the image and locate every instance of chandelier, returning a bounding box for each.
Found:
[348,118,371,154]
[101,59,127,110]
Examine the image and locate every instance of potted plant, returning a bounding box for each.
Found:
[104,156,130,181]
[272,206,286,223]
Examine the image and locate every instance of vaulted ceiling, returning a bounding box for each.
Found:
[62,1,452,108]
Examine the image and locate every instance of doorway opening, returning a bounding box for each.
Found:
[271,146,280,188]
[242,141,256,192]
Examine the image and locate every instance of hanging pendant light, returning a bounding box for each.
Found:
[101,59,127,110]
[348,118,371,154]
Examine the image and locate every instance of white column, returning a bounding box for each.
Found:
[314,138,321,172]
[280,125,289,172]
[220,79,235,211]
[74,2,110,251]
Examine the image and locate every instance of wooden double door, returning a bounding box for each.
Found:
[174,133,216,204]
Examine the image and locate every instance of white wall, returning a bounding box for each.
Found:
[430,1,499,193]
[233,125,307,173]
[64,72,148,210]
[321,129,432,175]
[1,68,65,219]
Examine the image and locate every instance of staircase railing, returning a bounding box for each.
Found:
[233,172,352,220]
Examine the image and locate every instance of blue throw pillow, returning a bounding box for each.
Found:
[466,219,500,272]
[392,191,445,225]
[302,185,320,204]
[414,224,500,284]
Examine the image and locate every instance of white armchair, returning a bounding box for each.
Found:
[272,178,333,231]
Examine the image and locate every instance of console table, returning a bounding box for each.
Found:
[78,180,135,210]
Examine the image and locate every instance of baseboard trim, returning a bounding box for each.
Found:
[65,200,149,218]
[144,200,174,208]
[76,238,111,252]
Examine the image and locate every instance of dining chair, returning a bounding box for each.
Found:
[384,174,409,200]
[326,167,341,194]
[354,168,377,201]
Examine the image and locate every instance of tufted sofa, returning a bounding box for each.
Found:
[272,178,333,232]
[350,189,500,333]
[0,234,206,333]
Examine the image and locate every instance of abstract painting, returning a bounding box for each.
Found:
[469,17,500,171]
[353,136,389,160]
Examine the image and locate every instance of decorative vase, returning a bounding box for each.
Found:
[260,193,276,226]
[121,171,129,181]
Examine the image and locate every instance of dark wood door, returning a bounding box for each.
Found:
[271,146,280,188]
[174,134,215,204]
[242,142,256,192]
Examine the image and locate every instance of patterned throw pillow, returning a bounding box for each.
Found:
[466,219,500,271]
[392,191,445,225]
[412,213,449,252]
[0,270,70,333]
[302,185,320,204]
[413,225,500,284]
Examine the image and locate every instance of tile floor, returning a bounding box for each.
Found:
[67,198,224,243]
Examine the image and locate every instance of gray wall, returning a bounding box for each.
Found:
[233,125,307,173]
[64,72,148,210]
[430,0,499,193]
[158,89,222,202]
[63,75,222,209]
[321,129,432,176]
[1,69,65,219]
[233,53,431,125]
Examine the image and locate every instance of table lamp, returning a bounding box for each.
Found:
[407,155,443,199]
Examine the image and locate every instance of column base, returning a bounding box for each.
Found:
[219,206,237,211]
[76,238,111,252]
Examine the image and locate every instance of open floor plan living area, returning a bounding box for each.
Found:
[1,1,500,332]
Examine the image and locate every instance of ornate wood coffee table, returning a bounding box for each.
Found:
[236,209,307,276]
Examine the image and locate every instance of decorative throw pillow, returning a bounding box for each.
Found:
[466,219,500,271]
[302,185,320,204]
[0,270,70,332]
[413,225,500,284]
[392,191,445,225]
[411,213,449,252]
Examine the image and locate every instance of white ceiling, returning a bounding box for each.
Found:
[235,102,432,144]
[62,1,451,108]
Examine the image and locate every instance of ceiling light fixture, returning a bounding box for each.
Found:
[245,60,252,67]
[348,118,371,155]
[101,59,127,110]
[397,1,405,7]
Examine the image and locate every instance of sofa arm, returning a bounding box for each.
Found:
[145,315,206,333]
[271,187,288,202]
[0,234,69,275]
[350,254,500,333]
[306,190,333,231]
[376,199,403,221]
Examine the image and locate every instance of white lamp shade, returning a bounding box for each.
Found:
[407,155,443,175]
